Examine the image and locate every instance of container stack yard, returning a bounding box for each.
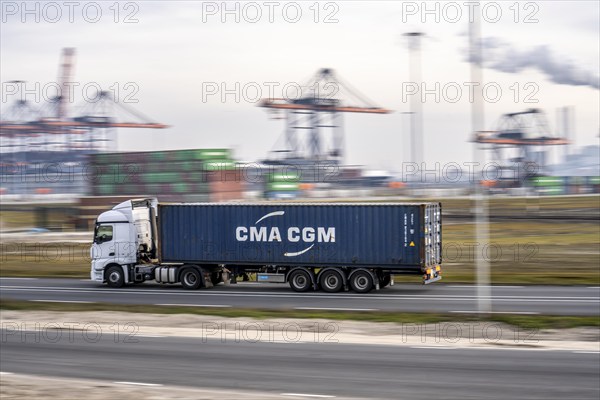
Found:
[88,148,243,202]
[265,171,300,199]
[530,176,600,195]
[0,52,598,203]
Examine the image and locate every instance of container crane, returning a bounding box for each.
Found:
[259,68,391,163]
[0,48,167,152]
[473,108,569,184]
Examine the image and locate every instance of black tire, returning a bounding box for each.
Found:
[288,269,312,292]
[379,273,391,288]
[349,270,373,293]
[180,268,202,290]
[319,269,344,293]
[105,266,125,288]
[211,271,223,285]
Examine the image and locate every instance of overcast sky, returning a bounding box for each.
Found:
[1,1,598,172]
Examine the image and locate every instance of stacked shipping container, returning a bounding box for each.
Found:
[88,149,244,202]
[529,176,600,195]
[265,171,300,199]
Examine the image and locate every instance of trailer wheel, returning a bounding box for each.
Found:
[379,273,391,288]
[211,271,223,285]
[180,268,202,290]
[350,270,373,293]
[319,269,343,293]
[106,266,124,288]
[288,269,312,292]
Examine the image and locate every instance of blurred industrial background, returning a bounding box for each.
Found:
[1,48,598,232]
[0,3,598,399]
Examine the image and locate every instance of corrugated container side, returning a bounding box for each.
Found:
[158,204,436,271]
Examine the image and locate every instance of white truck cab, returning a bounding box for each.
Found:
[90,198,157,285]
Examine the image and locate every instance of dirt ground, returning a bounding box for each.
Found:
[2,310,599,350]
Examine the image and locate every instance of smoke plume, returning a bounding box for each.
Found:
[468,36,599,90]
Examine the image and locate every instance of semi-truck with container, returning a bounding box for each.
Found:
[90,199,442,293]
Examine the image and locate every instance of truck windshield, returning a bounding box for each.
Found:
[94,225,113,243]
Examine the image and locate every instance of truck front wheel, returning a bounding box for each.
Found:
[180,268,202,290]
[106,266,125,288]
[288,269,312,292]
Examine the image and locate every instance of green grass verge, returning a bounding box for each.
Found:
[1,195,599,284]
[2,219,598,284]
[1,299,598,329]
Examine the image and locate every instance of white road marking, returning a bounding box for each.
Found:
[136,335,167,338]
[408,346,599,353]
[155,303,232,308]
[270,340,310,344]
[4,285,598,303]
[281,394,336,398]
[294,307,378,311]
[114,381,163,387]
[31,300,94,304]
[0,372,14,375]
[588,287,600,289]
[0,277,38,280]
[450,310,540,315]
[448,285,523,289]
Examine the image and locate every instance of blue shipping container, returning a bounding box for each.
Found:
[158,203,442,272]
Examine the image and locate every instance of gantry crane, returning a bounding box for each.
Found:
[259,68,390,163]
[0,48,167,152]
[473,108,569,182]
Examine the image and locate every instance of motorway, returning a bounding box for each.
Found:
[1,277,599,315]
[1,329,599,399]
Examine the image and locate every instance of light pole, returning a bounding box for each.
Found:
[469,7,491,315]
[404,32,424,167]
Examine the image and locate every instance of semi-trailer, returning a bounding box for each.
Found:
[90,198,442,293]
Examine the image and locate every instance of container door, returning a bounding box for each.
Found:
[424,204,442,266]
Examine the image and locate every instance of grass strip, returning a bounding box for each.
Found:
[1,298,598,330]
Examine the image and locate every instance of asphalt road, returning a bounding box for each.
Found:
[1,277,599,315]
[1,329,599,399]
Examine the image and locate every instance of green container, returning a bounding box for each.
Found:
[195,149,231,160]
[92,153,121,165]
[180,161,203,171]
[203,160,236,171]
[95,174,124,185]
[537,186,565,195]
[268,182,300,191]
[141,172,182,184]
[170,150,194,161]
[172,182,189,193]
[92,154,112,165]
[147,151,167,162]
[96,184,116,196]
[531,176,564,187]
[181,172,206,182]
[588,176,600,185]
[190,183,210,193]
[269,172,300,182]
